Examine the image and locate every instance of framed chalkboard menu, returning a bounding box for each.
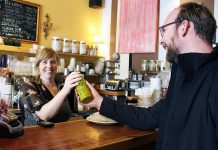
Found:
[0,0,40,43]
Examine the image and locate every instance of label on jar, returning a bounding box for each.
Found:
[80,41,87,55]
[72,40,79,53]
[63,38,71,52]
[52,36,62,51]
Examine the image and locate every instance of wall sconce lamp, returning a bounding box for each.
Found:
[43,13,53,39]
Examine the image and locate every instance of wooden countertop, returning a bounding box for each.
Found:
[0,119,157,150]
[98,89,125,96]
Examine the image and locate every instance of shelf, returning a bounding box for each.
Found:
[105,60,119,63]
[56,51,104,59]
[0,45,34,56]
[106,73,120,75]
[106,67,118,69]
[0,45,104,59]
[140,71,159,75]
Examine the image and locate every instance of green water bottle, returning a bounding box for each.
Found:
[76,79,93,104]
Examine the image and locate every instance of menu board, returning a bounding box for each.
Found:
[0,0,40,43]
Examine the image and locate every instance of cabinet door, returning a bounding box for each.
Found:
[117,0,159,53]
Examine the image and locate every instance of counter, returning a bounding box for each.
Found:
[0,119,157,150]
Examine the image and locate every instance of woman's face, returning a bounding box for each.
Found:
[39,55,58,81]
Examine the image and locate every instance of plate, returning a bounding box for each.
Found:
[86,112,118,125]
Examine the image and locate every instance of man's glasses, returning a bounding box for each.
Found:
[159,19,184,37]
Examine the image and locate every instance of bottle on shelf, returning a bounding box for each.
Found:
[94,45,98,56]
[4,73,14,108]
[89,45,94,56]
[128,68,133,80]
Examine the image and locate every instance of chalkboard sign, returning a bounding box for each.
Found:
[0,0,40,43]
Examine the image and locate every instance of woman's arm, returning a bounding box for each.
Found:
[36,72,83,121]
[20,72,83,122]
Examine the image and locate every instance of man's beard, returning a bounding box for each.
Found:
[166,48,178,64]
[166,36,179,64]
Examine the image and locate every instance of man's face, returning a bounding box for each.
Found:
[159,9,181,63]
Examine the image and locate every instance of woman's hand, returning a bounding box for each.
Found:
[76,81,103,110]
[62,72,83,95]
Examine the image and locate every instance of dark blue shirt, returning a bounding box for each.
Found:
[100,49,218,150]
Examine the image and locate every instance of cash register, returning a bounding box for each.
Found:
[0,112,24,138]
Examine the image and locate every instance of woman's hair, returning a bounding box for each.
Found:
[34,47,59,83]
[35,47,59,68]
[176,2,217,44]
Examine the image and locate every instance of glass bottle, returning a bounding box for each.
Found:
[76,79,93,104]
[4,73,14,108]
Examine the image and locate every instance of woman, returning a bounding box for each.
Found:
[19,47,82,126]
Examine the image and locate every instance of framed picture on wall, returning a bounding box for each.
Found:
[117,0,159,53]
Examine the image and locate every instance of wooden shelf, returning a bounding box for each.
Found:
[0,45,34,56]
[0,45,104,59]
[56,51,104,59]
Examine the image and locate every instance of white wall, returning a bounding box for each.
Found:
[215,0,218,43]
[158,0,180,60]
[115,0,129,79]
[101,0,112,60]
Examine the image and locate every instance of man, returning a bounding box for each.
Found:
[78,2,218,150]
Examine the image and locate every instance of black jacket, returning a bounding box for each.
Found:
[100,48,218,150]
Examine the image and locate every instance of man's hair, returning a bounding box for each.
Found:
[176,2,216,44]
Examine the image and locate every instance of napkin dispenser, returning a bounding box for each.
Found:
[0,112,24,138]
[105,80,125,91]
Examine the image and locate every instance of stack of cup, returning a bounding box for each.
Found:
[58,58,65,73]
[150,77,162,102]
[68,57,76,72]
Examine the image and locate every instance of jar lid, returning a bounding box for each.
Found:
[52,36,61,40]
[63,38,71,41]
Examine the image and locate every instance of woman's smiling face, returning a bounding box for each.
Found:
[39,55,58,80]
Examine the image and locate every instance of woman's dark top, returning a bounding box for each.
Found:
[19,81,72,126]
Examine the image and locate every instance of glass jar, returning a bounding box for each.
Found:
[141,59,148,71]
[63,38,71,53]
[79,41,87,55]
[76,79,93,104]
[71,40,79,54]
[52,36,62,52]
[148,60,156,72]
